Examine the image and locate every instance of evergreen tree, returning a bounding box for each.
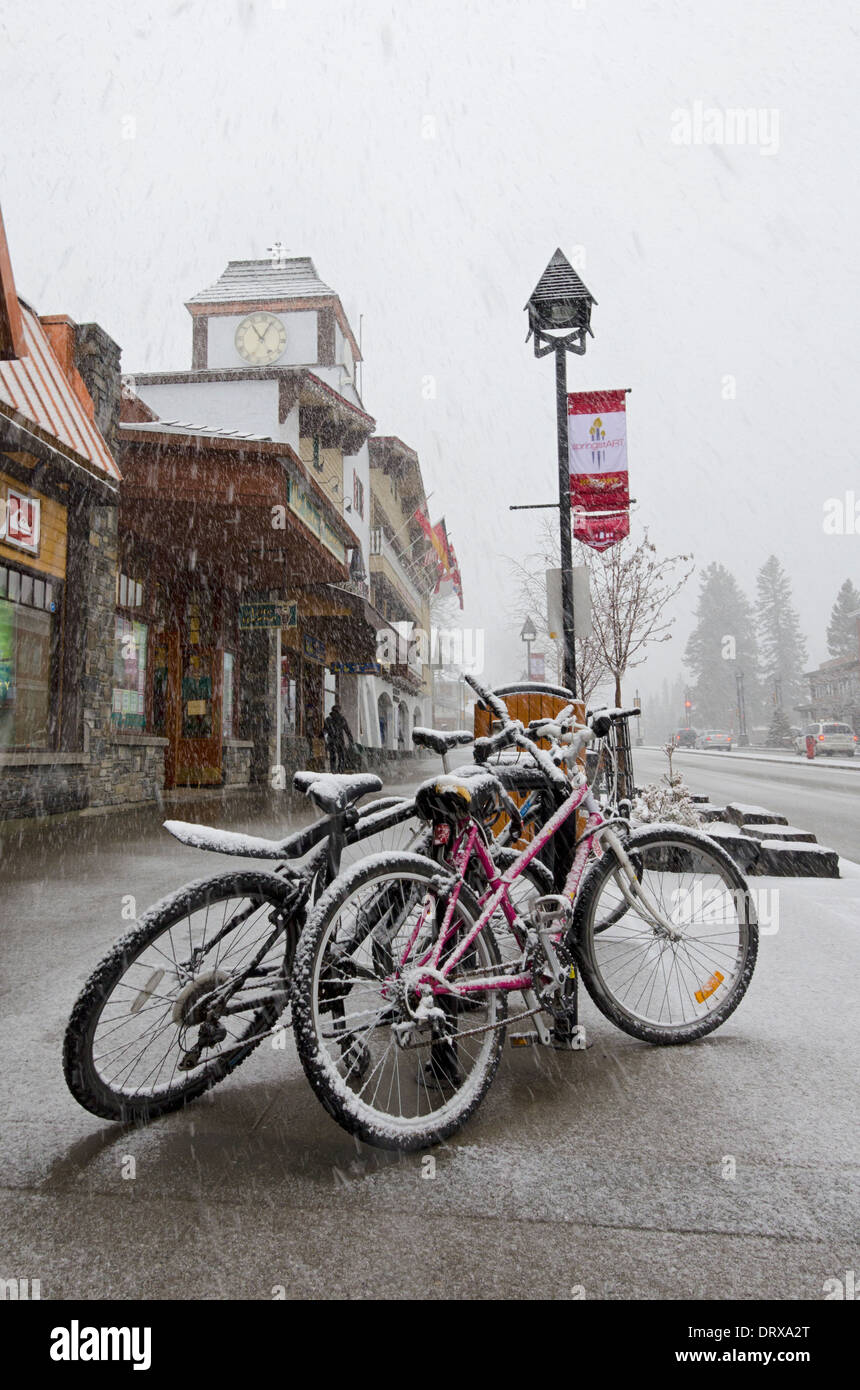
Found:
[755,556,808,716]
[766,707,793,748]
[684,563,761,730]
[826,579,860,659]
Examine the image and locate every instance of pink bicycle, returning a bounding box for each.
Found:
[291,677,758,1150]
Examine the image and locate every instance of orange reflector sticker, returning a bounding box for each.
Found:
[694,970,724,1004]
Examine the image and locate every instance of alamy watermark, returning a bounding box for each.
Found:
[671,102,780,156]
[376,624,484,674]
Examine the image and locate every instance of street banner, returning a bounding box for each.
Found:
[573,507,630,553]
[528,651,545,681]
[568,389,629,512]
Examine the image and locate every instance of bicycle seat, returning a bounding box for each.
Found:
[164,820,288,859]
[414,770,509,824]
[411,727,473,755]
[292,771,383,815]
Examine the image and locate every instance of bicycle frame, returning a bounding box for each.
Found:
[398,775,606,998]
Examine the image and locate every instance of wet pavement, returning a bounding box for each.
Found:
[1,770,859,1300]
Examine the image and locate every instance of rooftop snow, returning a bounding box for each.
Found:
[187,258,334,305]
[119,420,272,442]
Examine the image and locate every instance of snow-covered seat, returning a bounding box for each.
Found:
[412,727,473,756]
[292,770,383,815]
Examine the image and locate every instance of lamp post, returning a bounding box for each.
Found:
[525,249,596,698]
[520,616,537,680]
[736,669,749,746]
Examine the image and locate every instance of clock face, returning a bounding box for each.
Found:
[234,312,287,366]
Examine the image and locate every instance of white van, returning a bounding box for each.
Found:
[795,721,857,756]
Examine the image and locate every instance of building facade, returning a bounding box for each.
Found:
[1,229,450,819]
[0,204,167,821]
[130,258,434,776]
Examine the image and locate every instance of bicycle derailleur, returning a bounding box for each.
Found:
[523,897,587,1052]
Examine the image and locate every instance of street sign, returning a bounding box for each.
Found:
[330,661,381,675]
[302,632,326,663]
[239,602,297,630]
[547,566,592,639]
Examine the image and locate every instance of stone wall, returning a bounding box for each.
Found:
[97,734,168,807]
[0,754,91,820]
[223,739,254,787]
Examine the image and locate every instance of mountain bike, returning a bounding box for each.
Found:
[63,744,549,1124]
[290,676,759,1151]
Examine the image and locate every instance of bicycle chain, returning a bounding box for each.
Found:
[399,1001,545,1049]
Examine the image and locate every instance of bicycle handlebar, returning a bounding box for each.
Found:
[464,672,511,725]
[473,721,522,764]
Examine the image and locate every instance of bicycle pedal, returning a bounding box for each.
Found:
[509,1032,540,1047]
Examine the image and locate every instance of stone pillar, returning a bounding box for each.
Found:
[74,322,122,452]
[61,489,119,771]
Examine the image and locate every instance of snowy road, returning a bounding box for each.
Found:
[635,746,860,860]
[1,778,858,1301]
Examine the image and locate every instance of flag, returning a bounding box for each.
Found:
[568,390,629,512]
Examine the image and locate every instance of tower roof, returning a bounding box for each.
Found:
[187,257,334,306]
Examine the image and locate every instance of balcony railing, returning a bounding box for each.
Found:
[369,528,427,615]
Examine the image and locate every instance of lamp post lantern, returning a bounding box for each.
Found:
[520,616,537,680]
[526,248,597,698]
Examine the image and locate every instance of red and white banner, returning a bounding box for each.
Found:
[568,389,629,512]
[572,507,629,553]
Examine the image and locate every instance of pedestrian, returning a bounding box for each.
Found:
[322,702,354,773]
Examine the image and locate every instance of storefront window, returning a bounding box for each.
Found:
[222,651,235,739]
[281,653,298,734]
[324,669,337,719]
[0,562,58,749]
[112,615,148,730]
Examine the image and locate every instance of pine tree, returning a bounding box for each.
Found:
[766,707,793,748]
[826,579,860,659]
[684,563,761,730]
[755,556,808,715]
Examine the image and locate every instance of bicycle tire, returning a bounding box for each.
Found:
[292,851,507,1151]
[572,826,758,1044]
[63,870,297,1122]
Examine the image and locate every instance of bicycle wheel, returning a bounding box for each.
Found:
[63,870,297,1122]
[292,851,507,1151]
[573,827,758,1044]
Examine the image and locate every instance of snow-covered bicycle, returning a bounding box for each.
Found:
[63,742,548,1124]
[290,676,759,1150]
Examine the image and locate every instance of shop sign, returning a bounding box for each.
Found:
[239,601,297,630]
[330,660,381,675]
[0,489,40,555]
[302,632,327,663]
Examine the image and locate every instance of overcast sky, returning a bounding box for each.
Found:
[2,0,857,696]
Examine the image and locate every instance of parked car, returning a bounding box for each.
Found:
[794,721,858,757]
[673,727,697,748]
[695,729,733,750]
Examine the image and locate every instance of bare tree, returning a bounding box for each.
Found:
[579,530,693,707]
[508,521,692,707]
